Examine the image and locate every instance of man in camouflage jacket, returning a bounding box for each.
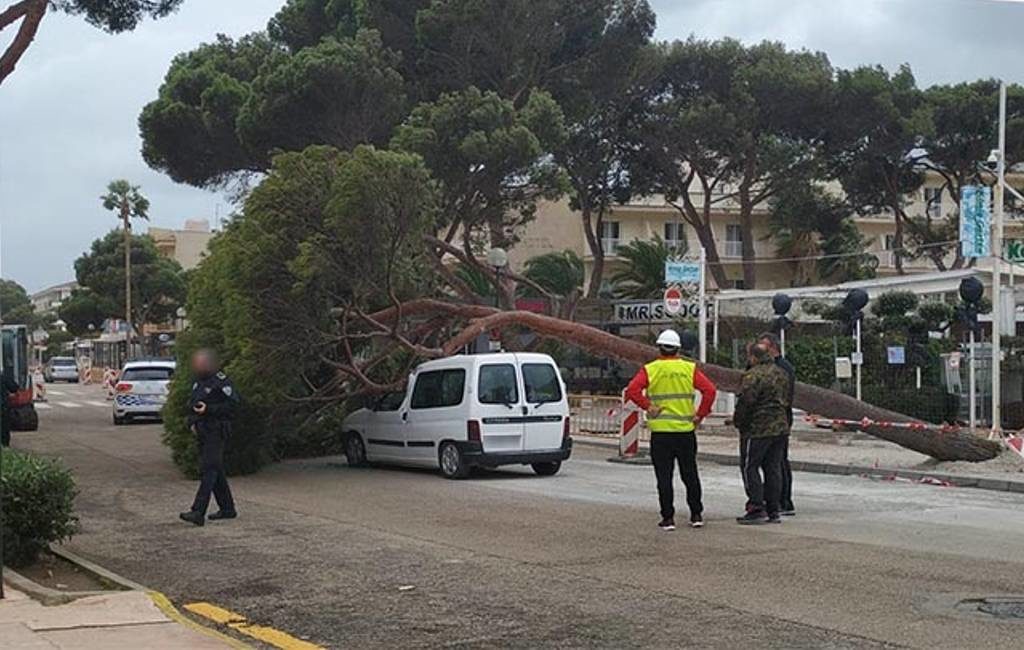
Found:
[733,344,790,524]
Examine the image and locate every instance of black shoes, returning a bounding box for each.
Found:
[179,511,205,527]
[736,510,768,525]
[658,517,677,531]
[767,515,782,524]
[690,514,705,529]
[208,510,238,521]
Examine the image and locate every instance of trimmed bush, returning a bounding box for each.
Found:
[1,450,79,568]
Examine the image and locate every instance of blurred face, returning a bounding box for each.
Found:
[191,350,216,377]
[758,337,780,357]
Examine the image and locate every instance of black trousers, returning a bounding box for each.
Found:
[191,428,235,516]
[650,432,702,520]
[741,436,786,516]
[780,435,794,511]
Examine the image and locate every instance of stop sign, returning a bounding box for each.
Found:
[664,286,684,315]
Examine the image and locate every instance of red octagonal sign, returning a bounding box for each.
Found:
[664,286,684,315]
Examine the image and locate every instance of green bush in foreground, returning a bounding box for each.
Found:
[1,450,79,568]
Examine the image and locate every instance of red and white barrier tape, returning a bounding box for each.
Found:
[804,413,961,434]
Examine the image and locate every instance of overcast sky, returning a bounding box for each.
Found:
[2,0,1024,293]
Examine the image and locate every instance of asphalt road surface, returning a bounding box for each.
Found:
[11,383,1024,649]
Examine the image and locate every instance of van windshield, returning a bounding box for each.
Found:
[523,364,562,404]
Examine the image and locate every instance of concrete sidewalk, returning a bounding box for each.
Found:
[0,585,242,649]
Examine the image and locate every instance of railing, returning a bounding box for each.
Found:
[568,392,736,443]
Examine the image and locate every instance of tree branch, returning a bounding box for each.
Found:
[0,0,45,86]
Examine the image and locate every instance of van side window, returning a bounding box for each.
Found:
[478,365,518,405]
[411,369,466,409]
[523,364,562,404]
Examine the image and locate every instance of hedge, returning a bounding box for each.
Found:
[1,450,79,568]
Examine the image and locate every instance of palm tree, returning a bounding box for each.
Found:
[610,236,676,299]
[100,180,149,345]
[521,250,584,298]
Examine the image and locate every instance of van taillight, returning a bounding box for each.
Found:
[563,417,571,442]
[467,420,481,442]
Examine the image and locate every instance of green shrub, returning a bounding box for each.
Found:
[1,450,79,568]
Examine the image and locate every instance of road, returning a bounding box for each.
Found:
[11,382,1024,649]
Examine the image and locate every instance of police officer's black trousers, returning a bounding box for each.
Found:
[742,436,785,516]
[779,435,794,511]
[650,432,702,520]
[191,430,235,516]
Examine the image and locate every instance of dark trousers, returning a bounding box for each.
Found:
[780,435,794,511]
[741,436,786,516]
[190,429,235,516]
[1,424,9,447]
[650,432,702,520]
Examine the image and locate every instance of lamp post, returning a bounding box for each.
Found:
[991,81,1007,435]
[843,289,869,402]
[486,248,508,352]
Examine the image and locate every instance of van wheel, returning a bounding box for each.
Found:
[345,433,367,467]
[532,462,561,476]
[439,442,470,479]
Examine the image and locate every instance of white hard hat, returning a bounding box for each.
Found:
[656,329,681,348]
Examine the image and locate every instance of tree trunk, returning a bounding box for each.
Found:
[122,209,132,349]
[739,196,757,289]
[582,203,605,299]
[365,300,1003,462]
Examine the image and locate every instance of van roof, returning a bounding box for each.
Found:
[414,352,557,373]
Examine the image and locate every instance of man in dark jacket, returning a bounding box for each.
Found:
[179,349,238,526]
[1,366,19,447]
[758,332,796,516]
[733,344,789,525]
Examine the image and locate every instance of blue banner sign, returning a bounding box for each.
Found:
[960,185,991,258]
[665,261,700,285]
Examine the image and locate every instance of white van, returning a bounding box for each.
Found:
[341,353,572,479]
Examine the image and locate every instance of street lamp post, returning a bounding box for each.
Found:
[991,81,1007,435]
[486,248,508,352]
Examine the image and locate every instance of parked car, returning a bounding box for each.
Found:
[341,353,572,479]
[112,359,176,425]
[44,356,79,383]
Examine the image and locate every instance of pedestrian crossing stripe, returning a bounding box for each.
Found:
[35,403,52,410]
[54,401,81,408]
[86,400,109,407]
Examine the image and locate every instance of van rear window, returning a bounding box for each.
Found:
[523,364,562,404]
[478,365,518,405]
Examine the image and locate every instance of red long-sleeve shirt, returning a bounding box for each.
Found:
[625,358,717,419]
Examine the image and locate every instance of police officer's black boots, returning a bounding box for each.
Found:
[208,510,237,521]
[179,511,205,526]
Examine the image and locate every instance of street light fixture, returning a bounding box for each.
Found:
[486,247,508,309]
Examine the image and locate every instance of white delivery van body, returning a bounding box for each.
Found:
[341,353,572,478]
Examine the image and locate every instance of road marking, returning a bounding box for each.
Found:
[35,403,52,410]
[185,602,324,650]
[48,390,66,396]
[86,400,109,407]
[54,401,82,409]
[148,592,251,650]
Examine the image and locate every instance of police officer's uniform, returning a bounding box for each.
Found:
[187,370,238,518]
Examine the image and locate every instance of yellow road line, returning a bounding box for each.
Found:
[185,601,325,650]
[147,591,252,649]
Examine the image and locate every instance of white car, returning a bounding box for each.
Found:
[113,360,176,425]
[342,353,572,479]
[45,356,79,383]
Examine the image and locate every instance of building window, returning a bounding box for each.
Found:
[664,222,685,251]
[725,224,743,258]
[924,187,942,218]
[600,221,620,255]
[883,234,896,251]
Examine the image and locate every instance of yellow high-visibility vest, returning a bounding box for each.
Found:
[644,357,697,433]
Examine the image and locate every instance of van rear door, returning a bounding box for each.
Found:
[520,359,566,451]
[476,362,525,453]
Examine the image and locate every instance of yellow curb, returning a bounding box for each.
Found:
[185,601,325,650]
[147,591,252,649]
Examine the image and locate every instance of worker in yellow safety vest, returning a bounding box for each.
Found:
[626,329,717,530]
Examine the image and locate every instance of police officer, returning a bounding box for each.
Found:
[179,349,238,526]
[733,343,789,525]
[1,366,18,447]
[626,330,717,530]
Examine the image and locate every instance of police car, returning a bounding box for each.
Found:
[112,359,176,425]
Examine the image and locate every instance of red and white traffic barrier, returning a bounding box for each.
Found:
[32,366,46,402]
[1006,435,1024,460]
[103,368,119,400]
[618,390,642,457]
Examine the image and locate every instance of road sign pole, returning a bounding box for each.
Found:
[855,319,862,402]
[698,246,707,363]
[992,81,1007,435]
[969,329,977,432]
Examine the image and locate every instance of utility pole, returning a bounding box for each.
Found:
[992,81,1007,435]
